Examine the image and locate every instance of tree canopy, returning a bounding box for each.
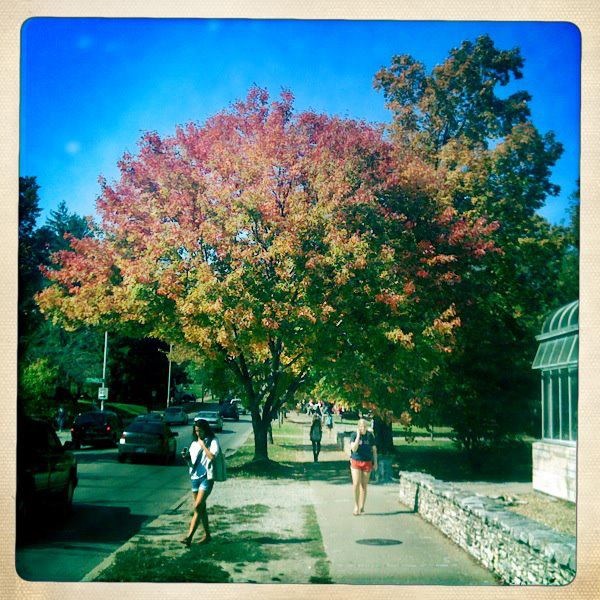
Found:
[37,88,499,460]
[375,35,574,448]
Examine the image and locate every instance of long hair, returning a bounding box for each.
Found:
[192,419,215,441]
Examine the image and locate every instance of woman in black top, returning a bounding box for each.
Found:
[349,418,378,515]
[309,414,323,462]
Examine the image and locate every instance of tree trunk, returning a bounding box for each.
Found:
[373,416,394,454]
[252,411,270,462]
[373,415,395,483]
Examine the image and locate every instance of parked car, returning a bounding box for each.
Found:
[194,410,223,432]
[230,398,248,415]
[164,406,189,425]
[17,416,78,538]
[118,416,178,463]
[70,410,123,448]
[146,412,165,420]
[219,400,239,421]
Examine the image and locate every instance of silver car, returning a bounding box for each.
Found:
[118,416,178,463]
[164,406,189,425]
[194,410,223,432]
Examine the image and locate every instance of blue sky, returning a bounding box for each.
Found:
[20,19,581,226]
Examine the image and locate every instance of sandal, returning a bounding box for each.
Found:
[353,509,359,516]
[179,537,191,546]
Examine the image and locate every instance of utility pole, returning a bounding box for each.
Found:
[166,343,173,408]
[100,331,108,411]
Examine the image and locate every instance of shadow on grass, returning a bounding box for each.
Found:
[95,526,320,582]
[393,440,533,482]
[229,426,533,484]
[228,458,351,484]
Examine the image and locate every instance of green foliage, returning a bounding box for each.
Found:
[393,436,534,481]
[375,35,577,450]
[19,358,59,417]
[374,35,532,156]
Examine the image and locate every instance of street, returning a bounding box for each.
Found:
[15,416,252,582]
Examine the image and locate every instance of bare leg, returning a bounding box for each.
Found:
[351,467,361,515]
[359,470,371,512]
[198,502,211,543]
[184,488,208,543]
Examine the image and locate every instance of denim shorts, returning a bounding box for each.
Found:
[191,477,214,495]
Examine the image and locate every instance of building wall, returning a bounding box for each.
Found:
[532,441,576,502]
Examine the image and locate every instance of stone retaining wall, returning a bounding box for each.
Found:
[398,471,576,585]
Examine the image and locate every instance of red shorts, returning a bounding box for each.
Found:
[350,459,373,473]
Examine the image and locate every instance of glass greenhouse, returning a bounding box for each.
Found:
[531,299,578,502]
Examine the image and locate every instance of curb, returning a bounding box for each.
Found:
[81,424,253,582]
[81,491,189,581]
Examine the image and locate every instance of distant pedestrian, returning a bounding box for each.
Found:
[309,414,323,462]
[349,418,378,516]
[308,400,321,417]
[56,406,66,431]
[180,419,220,546]
[325,411,334,436]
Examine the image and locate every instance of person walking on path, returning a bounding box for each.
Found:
[325,407,334,438]
[309,414,323,462]
[349,418,378,516]
[180,419,220,546]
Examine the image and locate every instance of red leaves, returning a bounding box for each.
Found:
[375,291,404,312]
[38,86,505,409]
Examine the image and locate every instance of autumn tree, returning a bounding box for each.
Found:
[37,88,499,461]
[375,35,574,449]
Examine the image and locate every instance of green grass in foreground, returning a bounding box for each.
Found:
[304,505,332,584]
[95,501,329,583]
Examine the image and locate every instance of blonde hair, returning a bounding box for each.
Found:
[358,418,370,429]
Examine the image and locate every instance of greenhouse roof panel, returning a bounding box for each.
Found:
[532,333,578,370]
[539,300,579,338]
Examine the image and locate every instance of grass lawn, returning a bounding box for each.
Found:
[392,437,534,482]
[226,416,311,479]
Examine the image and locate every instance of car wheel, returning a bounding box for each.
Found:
[118,453,126,463]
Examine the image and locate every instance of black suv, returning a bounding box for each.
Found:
[219,400,239,421]
[17,416,78,538]
[71,410,122,448]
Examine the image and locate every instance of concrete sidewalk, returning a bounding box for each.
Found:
[80,415,500,584]
[307,427,499,585]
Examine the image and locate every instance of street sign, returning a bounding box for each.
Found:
[98,387,109,401]
[86,377,104,384]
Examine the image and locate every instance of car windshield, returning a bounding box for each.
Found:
[197,412,217,418]
[127,421,164,435]
[76,412,106,424]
